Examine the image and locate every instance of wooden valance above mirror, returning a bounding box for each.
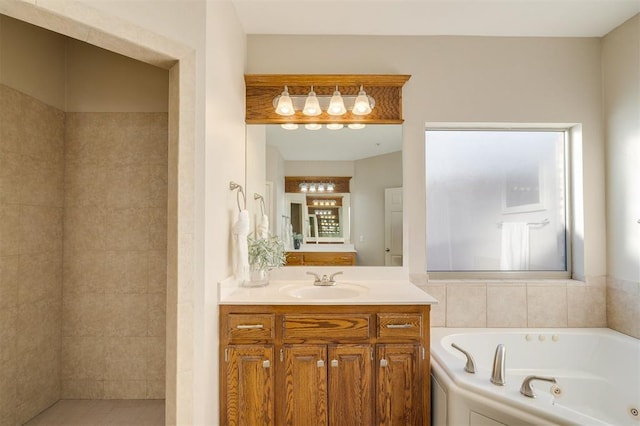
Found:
[285,176,351,194]
[245,74,411,124]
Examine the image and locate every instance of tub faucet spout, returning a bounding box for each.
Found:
[520,375,557,398]
[490,344,506,386]
[451,343,476,374]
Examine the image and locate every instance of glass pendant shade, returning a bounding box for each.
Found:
[328,87,347,116]
[275,86,295,116]
[352,85,372,116]
[302,87,322,116]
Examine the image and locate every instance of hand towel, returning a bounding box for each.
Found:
[257,214,269,240]
[500,222,529,270]
[232,209,250,283]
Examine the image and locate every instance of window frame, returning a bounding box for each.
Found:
[425,124,573,280]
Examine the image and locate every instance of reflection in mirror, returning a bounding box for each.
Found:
[248,124,403,267]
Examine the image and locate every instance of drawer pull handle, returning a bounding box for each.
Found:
[386,323,413,329]
[317,360,325,368]
[331,359,338,368]
[380,358,388,367]
[236,324,264,329]
[263,360,270,368]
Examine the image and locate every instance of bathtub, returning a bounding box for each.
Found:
[430,328,640,426]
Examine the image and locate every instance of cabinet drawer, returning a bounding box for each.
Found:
[377,314,422,339]
[226,314,275,340]
[283,314,370,340]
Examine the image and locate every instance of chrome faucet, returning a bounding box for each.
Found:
[451,343,476,374]
[490,344,506,386]
[306,271,343,286]
[520,375,557,398]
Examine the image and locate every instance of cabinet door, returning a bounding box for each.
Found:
[328,345,373,426]
[282,345,328,425]
[225,345,274,426]
[376,344,421,426]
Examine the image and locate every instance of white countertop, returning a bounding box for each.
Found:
[219,278,438,305]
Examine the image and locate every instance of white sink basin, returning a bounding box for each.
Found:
[279,283,368,300]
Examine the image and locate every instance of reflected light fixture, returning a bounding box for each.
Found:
[326,182,335,192]
[348,123,366,130]
[305,123,322,130]
[281,123,299,130]
[353,85,373,115]
[274,85,294,116]
[302,86,321,116]
[299,183,308,192]
[328,86,347,116]
[327,123,344,130]
[300,181,336,193]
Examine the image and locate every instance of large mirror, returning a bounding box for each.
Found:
[247,124,403,267]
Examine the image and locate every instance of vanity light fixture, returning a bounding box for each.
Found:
[299,183,308,192]
[281,123,299,130]
[309,184,317,193]
[317,183,325,192]
[326,123,344,130]
[302,86,321,116]
[326,182,335,192]
[300,182,336,194]
[353,85,372,115]
[273,84,375,117]
[348,123,366,130]
[328,86,347,116]
[305,123,322,130]
[274,85,295,116]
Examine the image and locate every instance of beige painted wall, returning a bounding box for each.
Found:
[247,35,606,280]
[603,14,640,338]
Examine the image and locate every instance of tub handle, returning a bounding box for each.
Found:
[451,343,476,374]
[520,375,557,398]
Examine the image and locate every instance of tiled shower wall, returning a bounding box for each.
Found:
[61,112,167,399]
[0,85,64,425]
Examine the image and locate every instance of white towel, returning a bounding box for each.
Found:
[257,214,269,240]
[500,222,529,270]
[232,209,250,283]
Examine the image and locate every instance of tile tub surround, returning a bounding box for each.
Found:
[0,84,64,425]
[62,112,168,399]
[416,276,607,329]
[607,277,640,339]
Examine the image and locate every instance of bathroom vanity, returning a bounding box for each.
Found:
[219,279,436,425]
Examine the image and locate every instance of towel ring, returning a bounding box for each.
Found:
[229,181,246,212]
[254,193,266,216]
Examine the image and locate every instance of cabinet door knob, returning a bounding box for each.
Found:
[263,360,271,368]
[380,358,388,368]
[317,360,325,368]
[330,359,339,368]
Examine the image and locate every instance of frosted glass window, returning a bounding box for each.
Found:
[426,129,567,272]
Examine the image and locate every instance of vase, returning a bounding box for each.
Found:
[244,265,270,287]
[293,239,301,250]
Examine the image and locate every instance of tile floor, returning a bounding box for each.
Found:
[23,400,165,426]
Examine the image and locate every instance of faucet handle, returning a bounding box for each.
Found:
[520,375,557,398]
[306,271,321,283]
[329,271,343,282]
[451,343,476,374]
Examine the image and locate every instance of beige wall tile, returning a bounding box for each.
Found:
[105,337,146,381]
[149,164,168,208]
[64,163,108,207]
[64,113,117,165]
[148,208,167,250]
[0,360,17,426]
[0,85,24,155]
[148,293,166,337]
[62,293,106,337]
[63,205,107,251]
[0,205,21,256]
[0,256,19,309]
[106,165,150,208]
[147,380,165,399]
[0,151,22,205]
[105,207,150,251]
[607,287,639,337]
[18,252,62,305]
[20,157,64,207]
[104,251,148,294]
[145,337,165,381]
[104,380,147,399]
[63,250,106,295]
[148,250,167,294]
[527,285,568,327]
[104,293,148,337]
[21,94,64,163]
[487,284,527,327]
[16,344,59,409]
[61,337,105,380]
[568,285,606,327]
[446,284,486,327]
[422,285,445,327]
[61,379,105,399]
[20,205,63,254]
[17,298,61,356]
[0,307,17,366]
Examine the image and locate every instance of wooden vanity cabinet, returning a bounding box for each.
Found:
[285,251,356,266]
[219,304,430,426]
